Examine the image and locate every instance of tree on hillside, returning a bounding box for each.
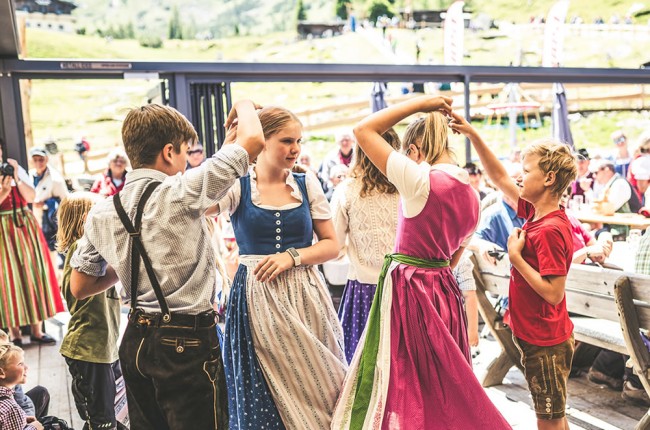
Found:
[368,0,395,23]
[125,21,135,39]
[296,0,307,21]
[336,0,351,19]
[168,5,183,40]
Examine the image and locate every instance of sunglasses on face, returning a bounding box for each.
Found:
[187,149,204,156]
[641,147,650,154]
[111,159,126,165]
[614,137,626,145]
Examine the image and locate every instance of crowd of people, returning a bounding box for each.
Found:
[2,94,650,430]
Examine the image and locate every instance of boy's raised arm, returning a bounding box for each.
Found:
[225,100,265,161]
[449,111,520,204]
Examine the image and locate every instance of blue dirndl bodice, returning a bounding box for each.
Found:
[230,172,312,255]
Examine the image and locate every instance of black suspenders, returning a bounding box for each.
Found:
[113,181,172,323]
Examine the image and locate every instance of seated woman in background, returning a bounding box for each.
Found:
[90,148,129,197]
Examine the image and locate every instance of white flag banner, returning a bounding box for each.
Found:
[542,0,570,67]
[443,1,465,65]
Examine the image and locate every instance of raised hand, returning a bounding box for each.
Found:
[448,111,476,137]
[224,100,263,130]
[223,122,238,146]
[6,158,19,183]
[417,95,453,114]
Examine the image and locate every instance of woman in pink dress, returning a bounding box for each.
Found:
[331,96,510,429]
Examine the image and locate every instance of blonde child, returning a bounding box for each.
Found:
[0,330,44,430]
[450,111,577,430]
[57,192,125,430]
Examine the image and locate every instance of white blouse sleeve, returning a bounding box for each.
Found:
[306,170,332,220]
[385,151,431,217]
[16,166,32,188]
[217,179,242,215]
[330,180,349,254]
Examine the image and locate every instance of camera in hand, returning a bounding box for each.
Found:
[0,162,14,178]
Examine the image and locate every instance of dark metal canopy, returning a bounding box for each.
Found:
[2,59,650,84]
[0,0,20,59]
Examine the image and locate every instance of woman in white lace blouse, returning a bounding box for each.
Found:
[331,128,400,363]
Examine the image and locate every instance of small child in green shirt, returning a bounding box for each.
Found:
[57,192,125,430]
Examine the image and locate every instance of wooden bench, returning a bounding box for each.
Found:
[471,250,650,429]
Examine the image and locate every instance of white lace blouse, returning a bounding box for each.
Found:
[331,178,399,284]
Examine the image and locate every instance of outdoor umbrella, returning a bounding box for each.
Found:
[552,82,574,150]
[371,82,388,112]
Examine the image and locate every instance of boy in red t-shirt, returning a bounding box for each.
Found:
[451,112,577,430]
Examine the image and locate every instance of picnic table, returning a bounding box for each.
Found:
[571,210,650,229]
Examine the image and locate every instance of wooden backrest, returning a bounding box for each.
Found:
[470,249,650,329]
[470,250,510,295]
[566,265,650,329]
[622,272,650,330]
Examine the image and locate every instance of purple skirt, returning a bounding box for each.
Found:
[338,279,377,363]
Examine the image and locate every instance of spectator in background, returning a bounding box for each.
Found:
[324,163,348,201]
[0,143,63,347]
[90,148,129,197]
[560,189,613,265]
[74,137,91,161]
[591,161,639,213]
[463,162,492,200]
[628,133,650,197]
[571,148,594,198]
[632,155,650,207]
[186,141,205,170]
[0,330,50,422]
[29,147,68,254]
[470,168,526,265]
[318,131,354,194]
[611,130,632,178]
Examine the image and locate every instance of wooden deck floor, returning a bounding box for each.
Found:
[16,315,647,430]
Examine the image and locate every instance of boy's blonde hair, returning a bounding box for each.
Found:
[122,104,198,168]
[0,330,21,369]
[522,140,577,197]
[57,192,103,253]
[402,112,453,165]
[351,128,399,197]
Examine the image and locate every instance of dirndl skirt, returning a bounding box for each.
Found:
[0,208,63,327]
[224,255,347,430]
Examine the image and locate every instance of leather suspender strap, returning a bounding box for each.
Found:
[113,181,172,322]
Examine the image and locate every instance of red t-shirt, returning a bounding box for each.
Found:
[509,199,574,346]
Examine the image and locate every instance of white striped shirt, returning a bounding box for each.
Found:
[71,145,249,314]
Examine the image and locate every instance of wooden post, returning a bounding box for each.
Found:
[17,15,33,152]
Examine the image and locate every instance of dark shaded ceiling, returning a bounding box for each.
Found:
[0,0,20,59]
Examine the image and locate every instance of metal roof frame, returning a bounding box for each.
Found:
[1,59,650,166]
[2,60,650,84]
